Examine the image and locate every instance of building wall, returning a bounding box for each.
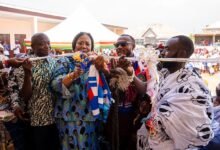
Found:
[0,17,33,46]
[194,36,213,46]
[115,28,124,35]
[0,17,58,50]
[38,21,58,32]
[103,25,125,35]
[142,29,157,45]
[203,28,220,34]
[0,15,123,54]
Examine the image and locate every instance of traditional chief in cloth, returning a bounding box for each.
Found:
[144,35,220,149]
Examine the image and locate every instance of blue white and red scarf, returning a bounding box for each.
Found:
[87,65,112,122]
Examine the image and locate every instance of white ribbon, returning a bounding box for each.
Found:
[138,48,160,105]
[27,50,220,63]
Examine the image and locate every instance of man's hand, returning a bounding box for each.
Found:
[94,56,104,70]
[7,58,25,68]
[110,58,117,69]
[22,59,32,75]
[86,51,98,62]
[13,106,29,121]
[117,56,133,76]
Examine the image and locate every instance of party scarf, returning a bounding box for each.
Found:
[133,61,141,75]
[87,65,112,122]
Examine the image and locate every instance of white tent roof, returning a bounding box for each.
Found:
[45,6,118,43]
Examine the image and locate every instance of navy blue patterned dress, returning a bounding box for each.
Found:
[51,56,99,150]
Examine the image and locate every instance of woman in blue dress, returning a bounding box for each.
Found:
[51,32,100,150]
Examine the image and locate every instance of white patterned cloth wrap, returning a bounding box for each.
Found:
[147,67,216,150]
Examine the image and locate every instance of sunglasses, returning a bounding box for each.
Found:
[114,42,132,48]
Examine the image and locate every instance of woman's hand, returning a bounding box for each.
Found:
[62,64,84,88]
[73,65,84,78]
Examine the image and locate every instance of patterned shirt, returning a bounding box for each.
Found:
[0,67,24,110]
[8,53,34,111]
[0,66,26,122]
[9,67,27,108]
[28,57,57,126]
[0,72,10,111]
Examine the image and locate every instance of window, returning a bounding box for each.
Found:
[0,34,10,49]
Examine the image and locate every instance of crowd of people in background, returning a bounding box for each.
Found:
[102,43,220,76]
[189,47,220,75]
[1,33,220,150]
[0,40,21,60]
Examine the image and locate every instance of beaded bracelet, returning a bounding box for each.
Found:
[67,73,73,81]
[67,72,76,81]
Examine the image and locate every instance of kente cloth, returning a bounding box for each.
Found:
[146,67,214,150]
[87,65,112,122]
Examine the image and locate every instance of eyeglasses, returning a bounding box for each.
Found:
[114,41,132,48]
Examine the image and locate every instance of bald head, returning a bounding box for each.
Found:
[31,33,51,57]
[172,35,194,58]
[31,33,49,45]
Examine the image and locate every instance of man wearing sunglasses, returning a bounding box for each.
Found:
[106,34,151,150]
[114,34,135,57]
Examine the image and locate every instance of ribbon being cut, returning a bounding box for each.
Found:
[7,49,220,121]
[27,48,220,63]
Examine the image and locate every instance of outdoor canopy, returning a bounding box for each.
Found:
[25,5,119,51]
